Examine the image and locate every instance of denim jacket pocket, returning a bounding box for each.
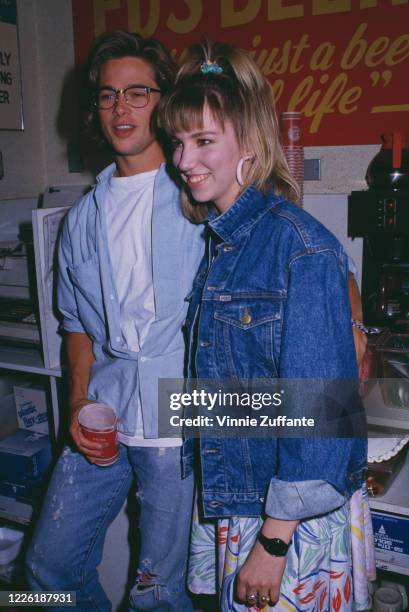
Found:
[213,297,282,378]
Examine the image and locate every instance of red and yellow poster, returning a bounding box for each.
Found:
[72,0,409,146]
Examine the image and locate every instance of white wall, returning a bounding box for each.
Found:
[0,0,46,200]
[34,0,94,189]
[304,193,363,288]
[0,0,93,202]
[305,145,379,194]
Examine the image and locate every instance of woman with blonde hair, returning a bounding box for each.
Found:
[159,40,374,611]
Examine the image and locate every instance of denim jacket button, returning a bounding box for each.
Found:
[241,311,252,324]
[200,340,211,347]
[209,501,221,508]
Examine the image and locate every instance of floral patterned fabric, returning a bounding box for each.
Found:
[350,486,376,610]
[188,485,375,611]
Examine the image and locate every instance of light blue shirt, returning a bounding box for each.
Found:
[58,163,204,437]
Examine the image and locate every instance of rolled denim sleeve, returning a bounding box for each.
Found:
[265,478,346,519]
[266,248,359,518]
[57,216,85,334]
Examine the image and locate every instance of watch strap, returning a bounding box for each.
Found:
[257,532,292,557]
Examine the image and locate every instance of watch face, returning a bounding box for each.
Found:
[266,539,288,556]
[258,534,290,556]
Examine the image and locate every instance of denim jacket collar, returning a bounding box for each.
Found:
[208,185,285,243]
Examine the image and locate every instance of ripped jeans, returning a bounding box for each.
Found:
[25,445,195,611]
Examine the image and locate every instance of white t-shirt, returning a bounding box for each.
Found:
[105,169,181,447]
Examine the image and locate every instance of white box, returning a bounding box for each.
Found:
[372,511,409,575]
[13,385,49,434]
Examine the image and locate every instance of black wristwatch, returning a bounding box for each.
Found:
[257,532,292,557]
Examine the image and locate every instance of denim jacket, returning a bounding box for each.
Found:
[183,186,367,519]
[58,163,204,437]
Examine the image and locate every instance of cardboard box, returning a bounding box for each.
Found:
[372,511,409,573]
[13,384,49,434]
[0,430,52,502]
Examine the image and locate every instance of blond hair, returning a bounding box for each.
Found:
[158,39,300,223]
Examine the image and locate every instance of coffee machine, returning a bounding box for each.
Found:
[348,132,409,332]
[350,134,409,507]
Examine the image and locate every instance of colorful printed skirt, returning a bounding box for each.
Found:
[188,486,375,611]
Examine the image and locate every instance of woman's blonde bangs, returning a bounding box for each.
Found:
[160,87,226,138]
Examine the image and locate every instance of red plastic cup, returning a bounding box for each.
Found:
[280,111,303,146]
[78,403,119,466]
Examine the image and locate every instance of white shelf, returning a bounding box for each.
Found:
[375,561,409,576]
[0,345,61,377]
[369,451,409,517]
[0,206,65,535]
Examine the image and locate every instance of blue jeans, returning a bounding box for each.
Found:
[25,445,194,611]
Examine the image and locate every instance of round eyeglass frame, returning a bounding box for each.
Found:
[94,85,161,110]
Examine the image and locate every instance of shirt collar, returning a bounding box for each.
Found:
[208,185,285,243]
[96,163,116,183]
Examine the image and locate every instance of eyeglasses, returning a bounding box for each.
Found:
[94,84,161,110]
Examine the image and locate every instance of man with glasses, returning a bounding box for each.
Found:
[25,31,203,612]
